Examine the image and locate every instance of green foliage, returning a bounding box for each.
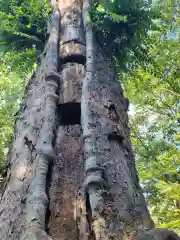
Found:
[122,0,180,233]
[129,104,180,232]
[0,49,37,172]
[0,0,49,174]
[0,0,51,53]
[90,0,159,70]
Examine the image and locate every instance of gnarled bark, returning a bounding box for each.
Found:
[0,5,60,240]
[81,0,153,239]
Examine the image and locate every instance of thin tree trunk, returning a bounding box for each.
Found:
[0,0,180,239]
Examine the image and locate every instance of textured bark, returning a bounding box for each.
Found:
[81,1,153,238]
[0,5,60,240]
[0,0,180,239]
[47,0,86,238]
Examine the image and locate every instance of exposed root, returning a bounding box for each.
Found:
[130,228,180,240]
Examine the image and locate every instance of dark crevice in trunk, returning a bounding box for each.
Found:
[58,102,81,125]
[60,54,86,65]
[108,132,124,143]
[57,58,61,74]
[45,160,53,234]
[85,193,96,240]
[61,40,86,46]
[45,126,57,233]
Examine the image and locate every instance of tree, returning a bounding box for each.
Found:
[0,0,179,239]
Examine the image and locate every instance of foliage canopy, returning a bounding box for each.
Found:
[0,0,50,54]
[91,0,159,70]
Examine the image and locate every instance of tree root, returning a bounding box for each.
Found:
[131,228,180,240]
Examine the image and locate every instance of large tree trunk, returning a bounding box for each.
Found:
[0,0,179,239]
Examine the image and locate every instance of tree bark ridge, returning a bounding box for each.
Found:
[21,7,60,240]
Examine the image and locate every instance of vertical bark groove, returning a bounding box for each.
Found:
[47,1,86,239]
